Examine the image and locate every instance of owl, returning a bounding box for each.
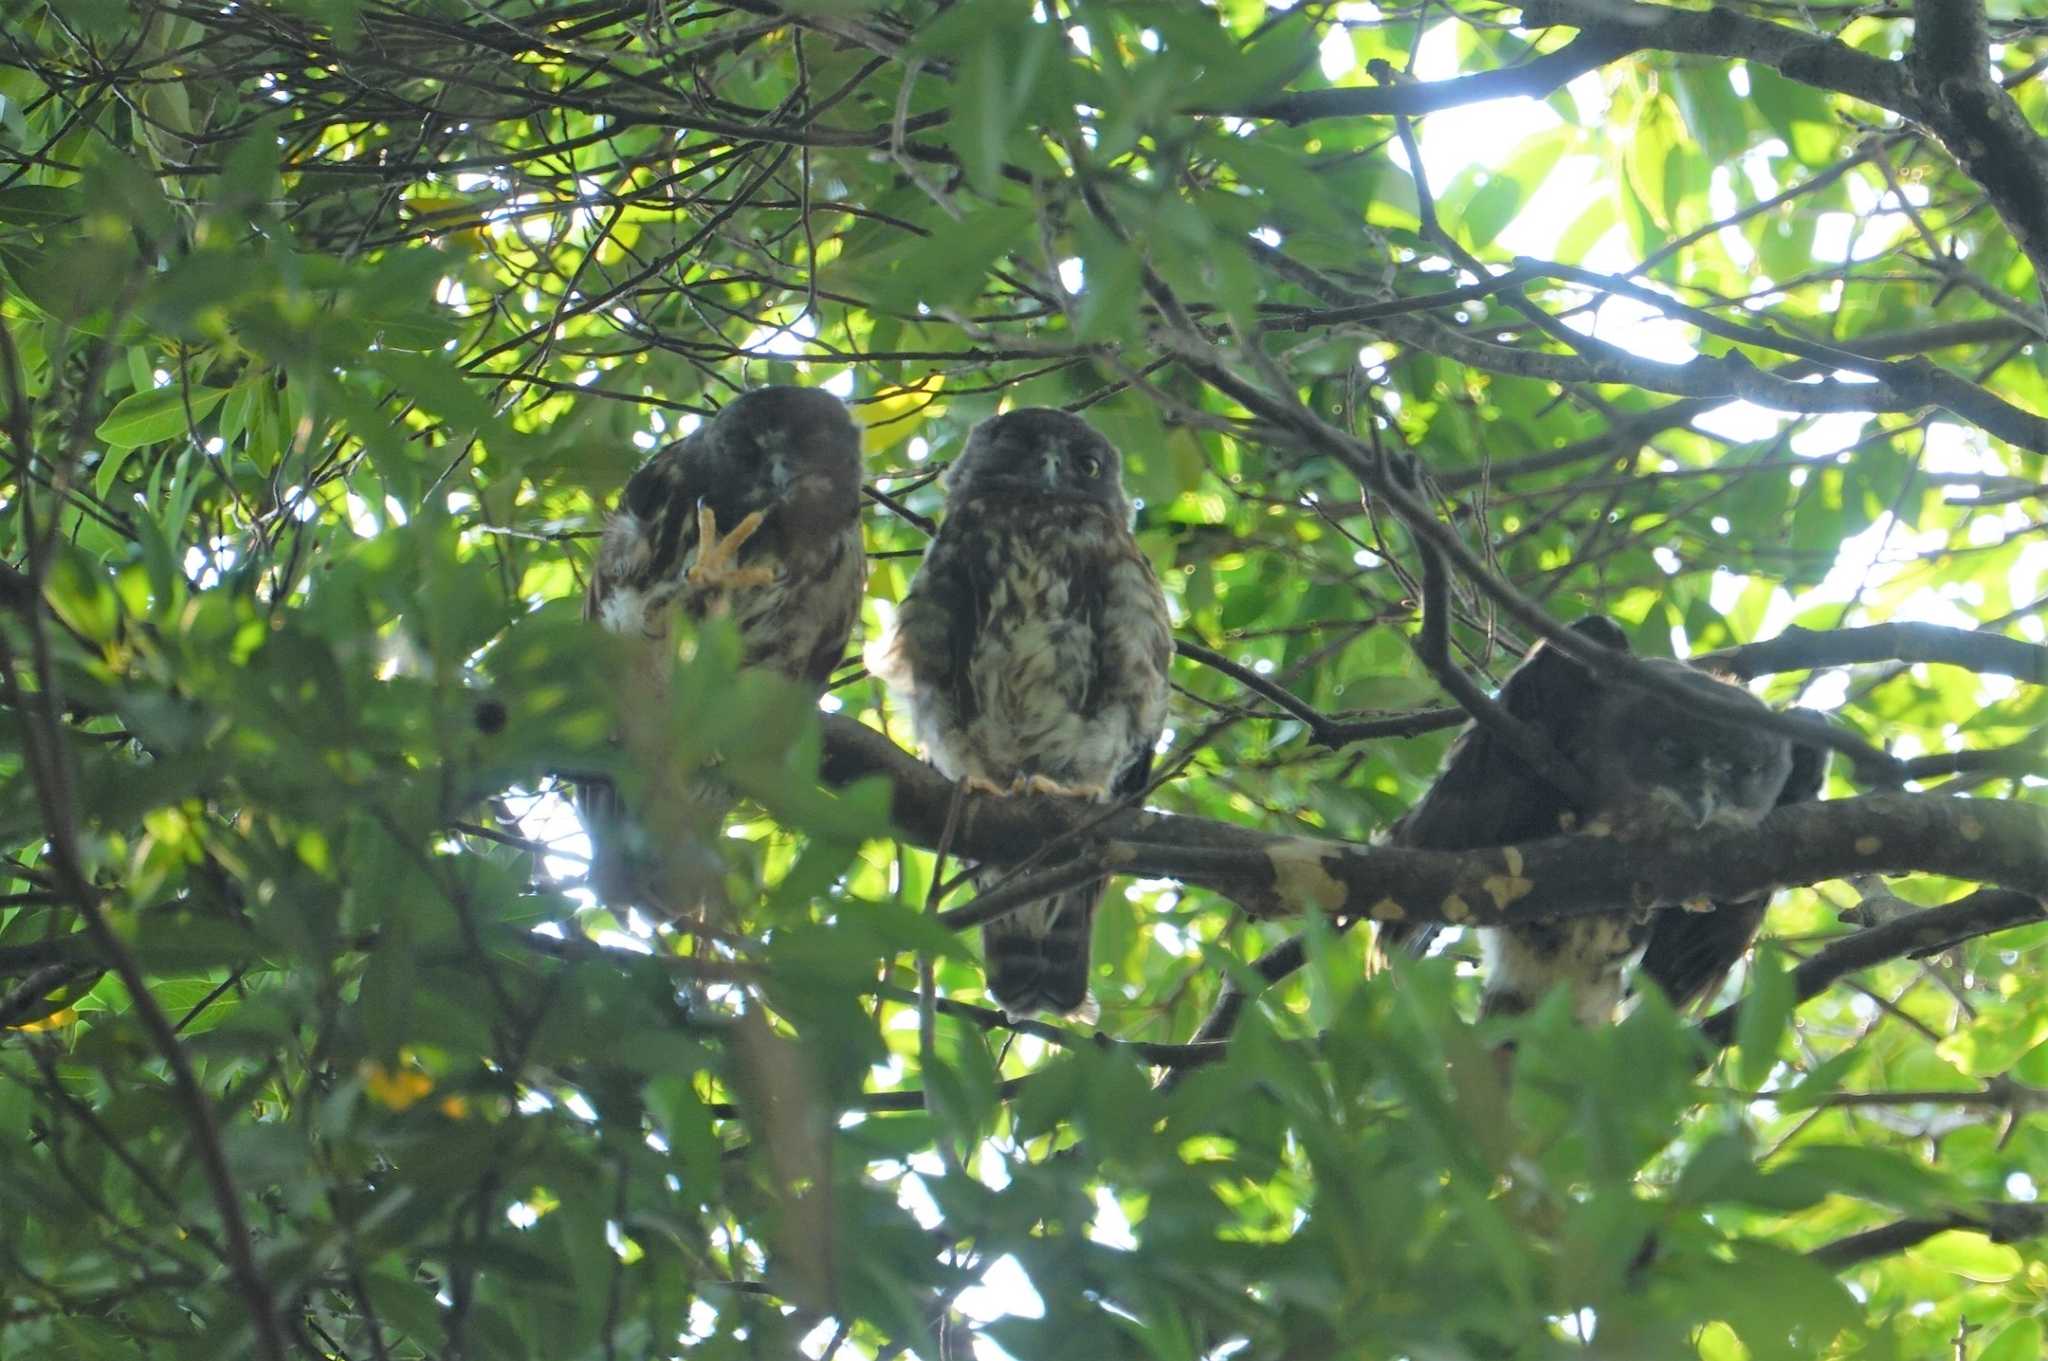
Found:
[1382,616,1828,1024]
[869,409,1173,1017]
[582,385,866,912]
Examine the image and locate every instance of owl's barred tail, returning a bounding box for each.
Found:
[981,879,1101,1019]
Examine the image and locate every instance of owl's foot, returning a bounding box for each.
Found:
[960,774,1107,800]
[687,506,776,592]
[1680,896,1716,914]
[1021,773,1108,800]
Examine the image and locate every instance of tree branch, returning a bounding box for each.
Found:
[1239,24,1641,122]
[1520,1,1917,118]
[1405,464,1592,805]
[1698,623,2048,685]
[0,641,283,1358]
[1173,639,1364,749]
[1910,0,2048,310]
[1699,888,2047,1048]
[1809,1200,2048,1271]
[820,716,2048,925]
[1167,340,1907,777]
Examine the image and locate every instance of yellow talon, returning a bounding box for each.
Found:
[687,505,775,591]
[1022,773,1105,799]
[1024,773,1105,798]
[961,773,1106,800]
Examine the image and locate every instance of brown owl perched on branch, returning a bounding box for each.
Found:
[870,409,1173,1017]
[582,385,866,914]
[1381,616,1829,1024]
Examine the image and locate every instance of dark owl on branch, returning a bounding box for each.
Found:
[870,409,1173,1018]
[582,385,866,912]
[1382,616,1829,1024]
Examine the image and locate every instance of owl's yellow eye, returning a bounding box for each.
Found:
[1077,454,1103,477]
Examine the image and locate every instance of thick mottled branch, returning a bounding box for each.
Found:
[1699,622,2048,685]
[820,716,2048,924]
[1912,0,1992,86]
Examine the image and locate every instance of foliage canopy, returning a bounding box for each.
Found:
[1,2,2047,1358]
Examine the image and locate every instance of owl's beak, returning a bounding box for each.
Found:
[1681,786,1719,827]
[1043,450,1060,486]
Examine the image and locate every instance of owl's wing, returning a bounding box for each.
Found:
[1377,615,1626,959]
[1634,708,1833,1010]
[583,438,715,635]
[1090,538,1174,800]
[866,516,983,747]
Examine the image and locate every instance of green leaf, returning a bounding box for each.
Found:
[93,384,226,446]
[42,543,122,643]
[1179,12,1317,107]
[1734,941,1795,1093]
[1461,175,1523,251]
[1764,1047,1860,1111]
[861,203,1032,314]
[0,184,82,226]
[1978,1319,2043,1361]
[1769,1144,1964,1215]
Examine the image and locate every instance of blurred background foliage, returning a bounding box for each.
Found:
[0,1,2045,1358]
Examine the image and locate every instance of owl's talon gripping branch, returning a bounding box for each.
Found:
[1022,773,1109,800]
[688,504,776,591]
[963,773,1110,800]
[869,409,1174,1019]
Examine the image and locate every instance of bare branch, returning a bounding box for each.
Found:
[1699,889,2048,1049]
[1699,623,2048,685]
[1238,24,1640,122]
[1810,1200,2048,1271]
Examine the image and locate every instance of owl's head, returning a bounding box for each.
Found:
[946,408,1131,519]
[1585,662,1795,828]
[701,385,861,488]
